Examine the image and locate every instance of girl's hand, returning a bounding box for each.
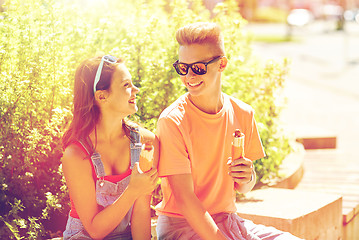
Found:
[128,162,158,198]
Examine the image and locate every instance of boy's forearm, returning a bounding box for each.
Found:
[167,174,227,239]
[177,194,227,240]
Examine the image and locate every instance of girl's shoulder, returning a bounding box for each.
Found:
[62,140,91,164]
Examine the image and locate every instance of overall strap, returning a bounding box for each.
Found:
[83,136,106,179]
[130,127,142,169]
[77,139,92,156]
[91,152,106,178]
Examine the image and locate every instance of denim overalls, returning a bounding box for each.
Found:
[63,128,142,240]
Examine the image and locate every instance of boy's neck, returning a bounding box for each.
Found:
[188,92,224,114]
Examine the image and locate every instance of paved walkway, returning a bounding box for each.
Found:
[243,21,359,150]
[244,21,359,239]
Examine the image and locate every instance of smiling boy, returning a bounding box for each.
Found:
[155,22,302,240]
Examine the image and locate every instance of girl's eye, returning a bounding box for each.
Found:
[124,83,130,87]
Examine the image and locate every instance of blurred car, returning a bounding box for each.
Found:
[321,4,344,20]
[287,9,314,27]
[344,9,359,23]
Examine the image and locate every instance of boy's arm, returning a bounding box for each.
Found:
[167,174,227,240]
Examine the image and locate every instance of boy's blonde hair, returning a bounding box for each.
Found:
[175,22,225,56]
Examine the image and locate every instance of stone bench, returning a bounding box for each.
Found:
[150,189,342,240]
[52,189,342,240]
[236,188,342,240]
[289,124,337,149]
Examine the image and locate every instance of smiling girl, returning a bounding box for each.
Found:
[61,55,158,240]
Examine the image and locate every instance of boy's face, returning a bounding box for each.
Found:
[178,43,224,98]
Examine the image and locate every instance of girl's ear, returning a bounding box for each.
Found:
[218,56,228,72]
[94,90,108,103]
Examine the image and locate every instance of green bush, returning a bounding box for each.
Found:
[0,0,292,238]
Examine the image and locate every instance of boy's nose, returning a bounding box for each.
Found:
[186,67,196,78]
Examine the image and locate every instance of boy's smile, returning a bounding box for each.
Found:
[186,80,203,88]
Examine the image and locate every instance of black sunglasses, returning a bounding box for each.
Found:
[173,56,223,76]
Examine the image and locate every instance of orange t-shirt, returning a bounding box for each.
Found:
[156,93,265,217]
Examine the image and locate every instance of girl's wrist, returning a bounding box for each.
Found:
[124,186,141,201]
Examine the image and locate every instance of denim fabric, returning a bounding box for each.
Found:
[130,128,142,169]
[91,152,106,177]
[63,128,142,240]
[63,216,92,240]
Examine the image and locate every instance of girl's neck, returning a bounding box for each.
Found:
[93,115,126,144]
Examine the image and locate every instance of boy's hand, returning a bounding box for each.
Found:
[227,157,253,184]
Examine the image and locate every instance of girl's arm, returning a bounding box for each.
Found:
[131,194,152,240]
[62,145,157,239]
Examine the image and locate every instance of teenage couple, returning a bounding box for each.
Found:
[62,22,303,240]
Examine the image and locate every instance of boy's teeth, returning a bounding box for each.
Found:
[188,82,201,87]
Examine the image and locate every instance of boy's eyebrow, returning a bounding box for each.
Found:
[178,57,213,64]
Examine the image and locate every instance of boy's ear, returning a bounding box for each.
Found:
[218,56,228,72]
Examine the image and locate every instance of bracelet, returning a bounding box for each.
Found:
[247,169,254,183]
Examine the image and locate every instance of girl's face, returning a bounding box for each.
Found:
[104,63,139,116]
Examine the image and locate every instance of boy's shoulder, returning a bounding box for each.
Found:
[159,93,189,120]
[225,93,254,115]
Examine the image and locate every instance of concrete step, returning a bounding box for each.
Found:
[296,136,337,149]
[285,124,337,149]
[236,188,342,240]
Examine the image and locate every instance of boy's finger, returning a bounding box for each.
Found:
[232,158,252,166]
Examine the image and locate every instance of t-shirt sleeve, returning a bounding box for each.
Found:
[157,116,192,177]
[244,109,266,161]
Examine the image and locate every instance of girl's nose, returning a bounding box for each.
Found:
[133,85,139,94]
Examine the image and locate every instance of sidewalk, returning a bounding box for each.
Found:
[243,21,359,239]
